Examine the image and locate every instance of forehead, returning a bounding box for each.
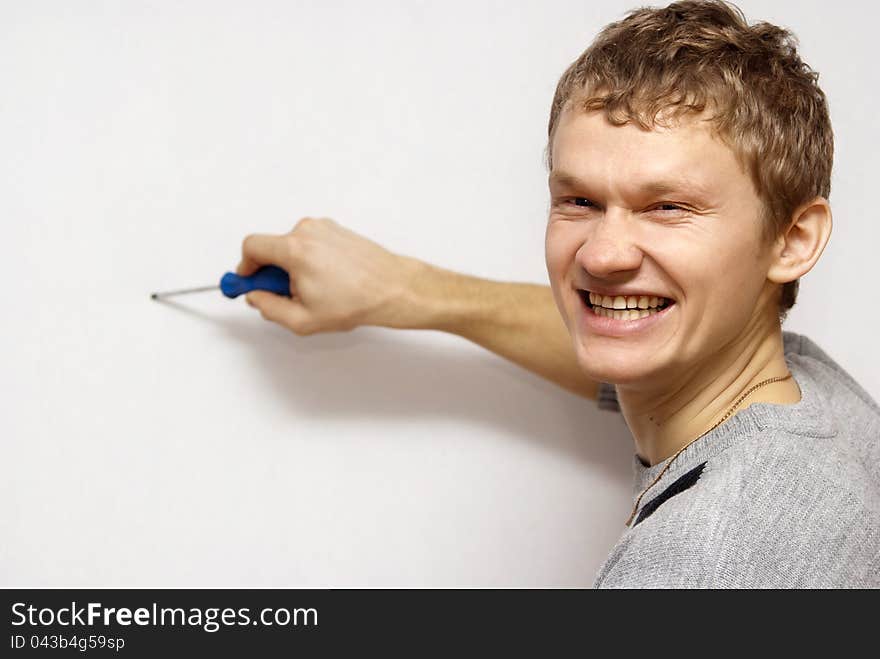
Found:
[550,107,750,197]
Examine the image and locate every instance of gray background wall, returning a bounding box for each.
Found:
[2,0,875,586]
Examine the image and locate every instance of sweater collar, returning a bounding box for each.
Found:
[630,355,834,499]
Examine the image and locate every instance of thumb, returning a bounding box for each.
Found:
[245,290,315,335]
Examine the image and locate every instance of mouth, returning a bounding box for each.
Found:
[577,289,676,320]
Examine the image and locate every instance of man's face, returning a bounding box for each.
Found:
[545,107,780,386]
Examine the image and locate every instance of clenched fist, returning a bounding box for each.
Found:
[236,217,424,335]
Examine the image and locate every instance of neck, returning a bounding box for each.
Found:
[617,323,802,468]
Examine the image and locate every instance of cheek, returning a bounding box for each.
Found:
[671,231,767,326]
[545,222,585,325]
[544,221,581,279]
[709,230,767,295]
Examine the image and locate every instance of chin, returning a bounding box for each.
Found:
[574,341,659,385]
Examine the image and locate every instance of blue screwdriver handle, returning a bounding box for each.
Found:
[219,265,291,299]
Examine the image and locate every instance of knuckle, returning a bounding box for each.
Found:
[292,320,316,337]
[294,216,315,231]
[282,233,300,260]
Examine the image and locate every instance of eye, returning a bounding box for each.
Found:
[652,203,685,212]
[570,197,596,208]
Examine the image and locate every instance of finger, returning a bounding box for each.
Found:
[246,290,313,335]
[236,233,291,276]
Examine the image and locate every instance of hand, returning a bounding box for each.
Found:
[236,217,422,335]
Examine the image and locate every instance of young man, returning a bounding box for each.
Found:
[236,1,879,587]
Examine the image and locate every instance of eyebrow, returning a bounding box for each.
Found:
[548,170,712,201]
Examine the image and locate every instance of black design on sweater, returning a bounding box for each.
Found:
[633,461,707,527]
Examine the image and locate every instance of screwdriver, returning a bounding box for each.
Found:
[150,265,291,300]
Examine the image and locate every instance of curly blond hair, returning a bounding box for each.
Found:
[546,0,833,321]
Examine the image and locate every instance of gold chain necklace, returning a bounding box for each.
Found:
[624,372,793,527]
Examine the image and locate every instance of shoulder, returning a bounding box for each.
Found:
[595,433,880,588]
[783,330,880,416]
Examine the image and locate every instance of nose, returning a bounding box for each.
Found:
[576,208,644,278]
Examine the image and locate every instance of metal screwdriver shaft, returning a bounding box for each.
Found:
[150,284,219,300]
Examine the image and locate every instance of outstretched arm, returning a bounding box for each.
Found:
[402,260,598,400]
[237,217,598,400]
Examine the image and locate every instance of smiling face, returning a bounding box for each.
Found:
[545,107,783,387]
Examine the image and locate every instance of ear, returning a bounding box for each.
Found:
[766,196,833,285]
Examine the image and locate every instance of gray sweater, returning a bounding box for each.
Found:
[593,331,880,588]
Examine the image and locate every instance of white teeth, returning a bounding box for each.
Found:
[587,291,672,311]
[609,309,641,321]
[592,305,663,321]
